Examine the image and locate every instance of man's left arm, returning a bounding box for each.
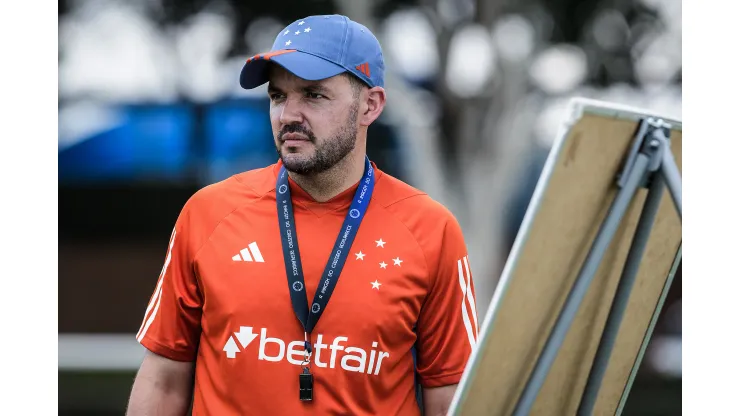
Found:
[422,384,459,416]
[415,212,479,415]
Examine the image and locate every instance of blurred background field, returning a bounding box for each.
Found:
[58,0,681,414]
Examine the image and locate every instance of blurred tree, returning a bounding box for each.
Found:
[156,0,338,57]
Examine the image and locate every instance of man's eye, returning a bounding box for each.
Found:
[307,92,324,99]
[270,93,285,101]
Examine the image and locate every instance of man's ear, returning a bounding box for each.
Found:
[359,87,386,127]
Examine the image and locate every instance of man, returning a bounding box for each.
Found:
[126,14,478,416]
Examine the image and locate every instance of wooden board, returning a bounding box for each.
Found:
[448,98,682,416]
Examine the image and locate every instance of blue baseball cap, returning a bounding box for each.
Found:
[239,15,385,90]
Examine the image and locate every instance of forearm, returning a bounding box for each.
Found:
[126,351,194,416]
[126,373,193,416]
[423,384,458,416]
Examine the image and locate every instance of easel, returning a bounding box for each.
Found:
[511,116,682,416]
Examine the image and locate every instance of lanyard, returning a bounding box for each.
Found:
[276,156,375,354]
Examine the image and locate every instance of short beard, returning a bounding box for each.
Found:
[276,101,359,175]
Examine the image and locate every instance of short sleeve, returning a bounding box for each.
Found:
[415,215,479,387]
[135,206,203,362]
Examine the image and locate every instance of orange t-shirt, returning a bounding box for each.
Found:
[136,160,479,415]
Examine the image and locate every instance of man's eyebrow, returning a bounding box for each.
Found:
[267,83,331,95]
[303,84,331,94]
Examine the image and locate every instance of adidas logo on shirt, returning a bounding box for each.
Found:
[232,242,264,262]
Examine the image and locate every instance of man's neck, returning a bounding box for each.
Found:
[288,153,366,203]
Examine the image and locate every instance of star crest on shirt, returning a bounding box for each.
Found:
[375,238,386,248]
[371,280,382,290]
[355,251,366,260]
[393,257,403,267]
[379,261,388,269]
[298,20,305,25]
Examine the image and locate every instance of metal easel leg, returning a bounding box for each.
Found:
[511,153,651,416]
[576,123,680,415]
[661,147,682,219]
[576,174,666,416]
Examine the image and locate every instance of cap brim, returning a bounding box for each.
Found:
[240,50,348,89]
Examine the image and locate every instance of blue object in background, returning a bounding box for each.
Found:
[202,98,277,183]
[58,104,195,184]
[58,99,279,185]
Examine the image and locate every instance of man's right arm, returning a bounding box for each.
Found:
[129,205,203,415]
[126,350,195,416]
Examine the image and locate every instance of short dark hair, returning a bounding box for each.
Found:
[343,72,367,98]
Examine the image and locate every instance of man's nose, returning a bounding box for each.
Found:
[279,96,304,126]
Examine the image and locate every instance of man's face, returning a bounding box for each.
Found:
[267,65,360,175]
